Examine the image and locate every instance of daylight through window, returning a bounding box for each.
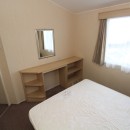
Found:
[104,17,130,73]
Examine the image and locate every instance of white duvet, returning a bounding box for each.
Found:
[29,79,130,130]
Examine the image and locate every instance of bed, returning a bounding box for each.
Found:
[29,79,130,130]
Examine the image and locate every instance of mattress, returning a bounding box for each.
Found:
[29,79,130,130]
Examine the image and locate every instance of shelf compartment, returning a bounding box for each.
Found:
[67,75,82,87]
[27,90,46,99]
[68,76,82,84]
[68,67,81,75]
[25,79,43,87]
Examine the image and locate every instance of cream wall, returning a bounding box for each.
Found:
[0,74,7,104]
[0,0,130,104]
[74,3,130,96]
[0,0,74,103]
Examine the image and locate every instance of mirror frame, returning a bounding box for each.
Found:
[36,29,55,59]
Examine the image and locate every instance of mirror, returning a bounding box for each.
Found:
[36,29,55,59]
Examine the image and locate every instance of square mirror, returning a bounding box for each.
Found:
[36,29,55,59]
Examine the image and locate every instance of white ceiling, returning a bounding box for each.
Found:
[50,0,130,13]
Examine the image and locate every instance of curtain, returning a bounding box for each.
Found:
[93,19,107,65]
[37,31,44,50]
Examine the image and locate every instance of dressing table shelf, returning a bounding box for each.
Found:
[25,80,43,87]
[68,67,81,75]
[27,90,45,99]
[26,88,46,102]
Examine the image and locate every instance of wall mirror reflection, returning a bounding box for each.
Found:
[36,29,55,59]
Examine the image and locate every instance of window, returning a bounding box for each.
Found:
[104,17,130,73]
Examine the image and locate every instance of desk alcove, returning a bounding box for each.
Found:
[20,56,83,102]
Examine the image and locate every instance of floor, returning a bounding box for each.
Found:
[0,104,8,116]
[0,86,65,130]
[46,85,65,98]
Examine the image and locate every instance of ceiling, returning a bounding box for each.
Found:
[50,0,130,13]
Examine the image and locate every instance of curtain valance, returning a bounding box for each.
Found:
[99,8,130,19]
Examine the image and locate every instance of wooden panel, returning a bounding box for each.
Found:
[59,67,67,88]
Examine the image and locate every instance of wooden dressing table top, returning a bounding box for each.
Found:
[20,56,82,74]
